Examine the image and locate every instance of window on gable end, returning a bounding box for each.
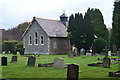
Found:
[40,35,44,45]
[29,35,32,45]
[34,32,38,45]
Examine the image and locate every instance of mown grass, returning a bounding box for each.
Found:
[1,54,119,79]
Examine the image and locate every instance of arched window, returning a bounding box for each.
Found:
[29,35,32,45]
[34,32,38,45]
[40,35,44,45]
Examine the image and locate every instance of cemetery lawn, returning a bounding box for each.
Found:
[1,54,119,79]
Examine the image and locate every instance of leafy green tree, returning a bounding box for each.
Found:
[111,1,120,48]
[3,22,29,41]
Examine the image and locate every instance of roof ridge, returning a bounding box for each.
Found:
[35,17,60,21]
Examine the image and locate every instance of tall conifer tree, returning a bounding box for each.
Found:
[111,1,120,48]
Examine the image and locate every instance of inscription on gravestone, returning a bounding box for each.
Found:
[27,56,36,67]
[67,64,79,80]
[1,57,7,66]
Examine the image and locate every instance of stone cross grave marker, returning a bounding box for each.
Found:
[27,56,36,67]
[67,64,79,80]
[53,58,64,68]
[11,56,17,63]
[103,46,111,68]
[1,56,7,66]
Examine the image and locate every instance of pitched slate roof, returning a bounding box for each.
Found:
[22,17,68,37]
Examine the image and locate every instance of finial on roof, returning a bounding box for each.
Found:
[63,10,65,13]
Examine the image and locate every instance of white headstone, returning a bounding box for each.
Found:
[108,51,111,56]
[53,58,64,68]
[86,52,92,56]
[80,48,85,55]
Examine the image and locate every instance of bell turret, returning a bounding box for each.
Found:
[60,12,68,26]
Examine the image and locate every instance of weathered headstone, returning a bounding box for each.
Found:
[108,51,111,56]
[1,78,9,80]
[109,70,120,77]
[112,45,117,56]
[53,58,64,68]
[1,57,7,66]
[67,64,79,80]
[38,63,53,67]
[80,48,85,55]
[117,48,120,56]
[74,48,78,54]
[11,56,17,63]
[86,52,92,56]
[103,46,111,68]
[68,52,74,58]
[27,56,36,67]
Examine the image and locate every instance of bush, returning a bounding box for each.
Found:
[2,40,24,54]
[16,41,23,49]
[93,38,108,53]
[16,41,24,55]
[2,40,17,53]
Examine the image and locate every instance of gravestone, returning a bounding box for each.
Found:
[67,64,79,80]
[27,56,36,67]
[109,70,120,77]
[80,48,85,55]
[103,46,111,68]
[117,48,120,56]
[1,78,9,80]
[74,48,78,54]
[108,51,111,56]
[11,56,17,63]
[86,51,92,56]
[68,52,74,58]
[53,58,64,68]
[112,45,117,56]
[1,57,7,66]
[38,62,53,67]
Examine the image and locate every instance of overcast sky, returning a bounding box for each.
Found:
[0,0,115,30]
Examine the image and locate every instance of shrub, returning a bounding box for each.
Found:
[16,41,23,49]
[93,38,108,53]
[2,40,17,53]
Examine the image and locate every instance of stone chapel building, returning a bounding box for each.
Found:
[22,13,71,55]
